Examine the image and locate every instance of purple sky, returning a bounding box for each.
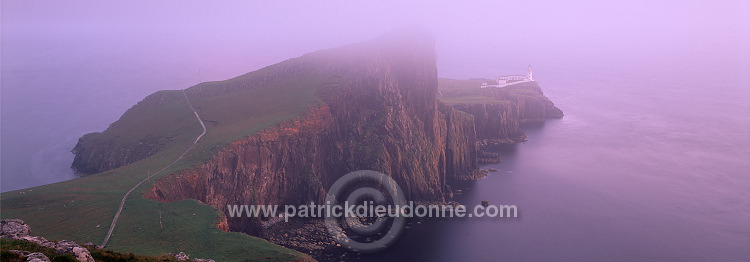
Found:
[3,1,749,80]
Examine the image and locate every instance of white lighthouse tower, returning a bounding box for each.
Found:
[527,65,534,81]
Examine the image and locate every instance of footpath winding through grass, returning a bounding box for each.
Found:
[0,85,314,261]
[101,90,207,247]
[1,49,342,261]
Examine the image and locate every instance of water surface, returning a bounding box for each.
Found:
[362,68,750,261]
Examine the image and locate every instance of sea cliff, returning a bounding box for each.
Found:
[440,80,563,145]
[70,29,562,240]
[141,29,479,234]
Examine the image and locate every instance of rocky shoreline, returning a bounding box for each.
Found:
[260,218,351,261]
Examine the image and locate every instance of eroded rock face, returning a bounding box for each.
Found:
[451,82,563,145]
[144,30,479,235]
[453,102,525,143]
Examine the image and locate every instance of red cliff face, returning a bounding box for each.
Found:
[144,29,479,234]
[498,82,564,123]
[452,102,524,143]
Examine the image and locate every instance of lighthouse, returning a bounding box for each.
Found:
[527,65,533,81]
[486,66,536,88]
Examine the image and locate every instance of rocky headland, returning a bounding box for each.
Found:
[67,28,563,259]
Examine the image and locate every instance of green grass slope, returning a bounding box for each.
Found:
[0,59,338,261]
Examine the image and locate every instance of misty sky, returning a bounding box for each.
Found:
[1,1,749,191]
[4,1,749,80]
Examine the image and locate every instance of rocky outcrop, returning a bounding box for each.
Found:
[170,252,215,262]
[144,29,480,235]
[55,240,96,262]
[1,219,30,237]
[450,81,563,145]
[1,219,95,262]
[497,82,564,122]
[71,131,160,175]
[71,90,185,175]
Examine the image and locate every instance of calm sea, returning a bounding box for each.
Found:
[356,65,750,261]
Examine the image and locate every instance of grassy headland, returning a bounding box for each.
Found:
[0,58,335,261]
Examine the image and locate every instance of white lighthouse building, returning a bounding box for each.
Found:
[527,65,533,81]
[481,66,535,88]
